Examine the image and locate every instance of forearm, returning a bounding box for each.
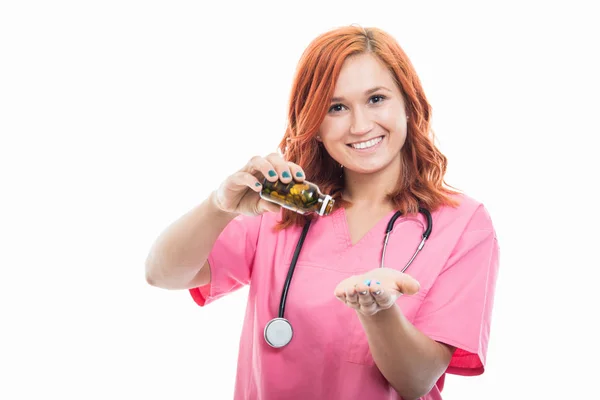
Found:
[357,303,453,399]
[145,191,237,289]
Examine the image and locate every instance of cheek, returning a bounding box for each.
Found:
[378,109,407,139]
[394,119,407,139]
[319,117,348,142]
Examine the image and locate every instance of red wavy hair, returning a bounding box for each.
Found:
[276,25,460,229]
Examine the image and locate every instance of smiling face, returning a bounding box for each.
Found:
[317,52,408,177]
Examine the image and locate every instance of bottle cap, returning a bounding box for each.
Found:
[318,195,334,216]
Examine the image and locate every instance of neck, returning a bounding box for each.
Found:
[342,157,402,209]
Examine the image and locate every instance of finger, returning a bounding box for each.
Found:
[265,153,293,184]
[354,281,370,297]
[395,273,420,295]
[334,290,346,303]
[369,281,383,297]
[245,155,279,183]
[257,199,281,214]
[357,290,377,312]
[345,287,359,308]
[371,282,394,309]
[334,286,346,299]
[353,281,376,314]
[357,290,375,306]
[286,161,306,182]
[230,171,264,193]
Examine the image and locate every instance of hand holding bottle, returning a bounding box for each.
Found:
[211,153,307,216]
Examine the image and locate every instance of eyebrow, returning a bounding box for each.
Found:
[330,86,392,103]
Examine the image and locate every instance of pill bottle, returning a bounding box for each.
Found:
[260,179,334,216]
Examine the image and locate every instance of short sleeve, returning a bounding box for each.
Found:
[189,213,263,307]
[413,205,500,376]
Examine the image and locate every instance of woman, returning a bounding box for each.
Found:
[145,25,500,400]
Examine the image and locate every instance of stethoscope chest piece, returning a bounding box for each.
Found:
[264,317,293,348]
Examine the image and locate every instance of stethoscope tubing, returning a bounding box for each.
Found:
[265,208,433,348]
[279,208,431,319]
[381,207,432,271]
[278,219,312,319]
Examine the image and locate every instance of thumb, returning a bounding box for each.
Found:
[395,273,420,295]
[257,199,281,214]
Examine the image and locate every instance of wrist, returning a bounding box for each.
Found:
[206,191,239,220]
[357,303,401,324]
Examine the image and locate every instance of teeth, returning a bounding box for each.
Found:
[350,136,382,149]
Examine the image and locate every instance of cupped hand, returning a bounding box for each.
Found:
[333,267,420,316]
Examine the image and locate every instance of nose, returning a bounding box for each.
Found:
[350,107,374,135]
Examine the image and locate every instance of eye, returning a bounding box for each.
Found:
[369,95,386,104]
[328,103,346,113]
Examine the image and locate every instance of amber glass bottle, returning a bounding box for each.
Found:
[260,179,335,216]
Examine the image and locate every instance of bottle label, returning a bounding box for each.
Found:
[260,181,317,214]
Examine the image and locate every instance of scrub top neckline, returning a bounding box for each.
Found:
[332,207,398,249]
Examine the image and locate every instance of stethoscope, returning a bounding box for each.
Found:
[264,207,433,348]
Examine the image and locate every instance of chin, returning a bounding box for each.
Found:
[344,160,391,175]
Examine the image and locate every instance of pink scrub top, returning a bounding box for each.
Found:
[189,193,500,399]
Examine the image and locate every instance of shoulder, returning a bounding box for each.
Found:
[229,210,290,237]
[429,192,499,277]
[433,191,496,236]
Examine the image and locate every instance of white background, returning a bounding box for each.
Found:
[1,1,598,399]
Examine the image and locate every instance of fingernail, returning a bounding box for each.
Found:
[364,279,371,287]
[268,170,277,177]
[282,171,291,178]
[359,290,368,295]
[375,281,380,285]
[373,290,382,295]
[296,171,303,177]
[255,182,261,187]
